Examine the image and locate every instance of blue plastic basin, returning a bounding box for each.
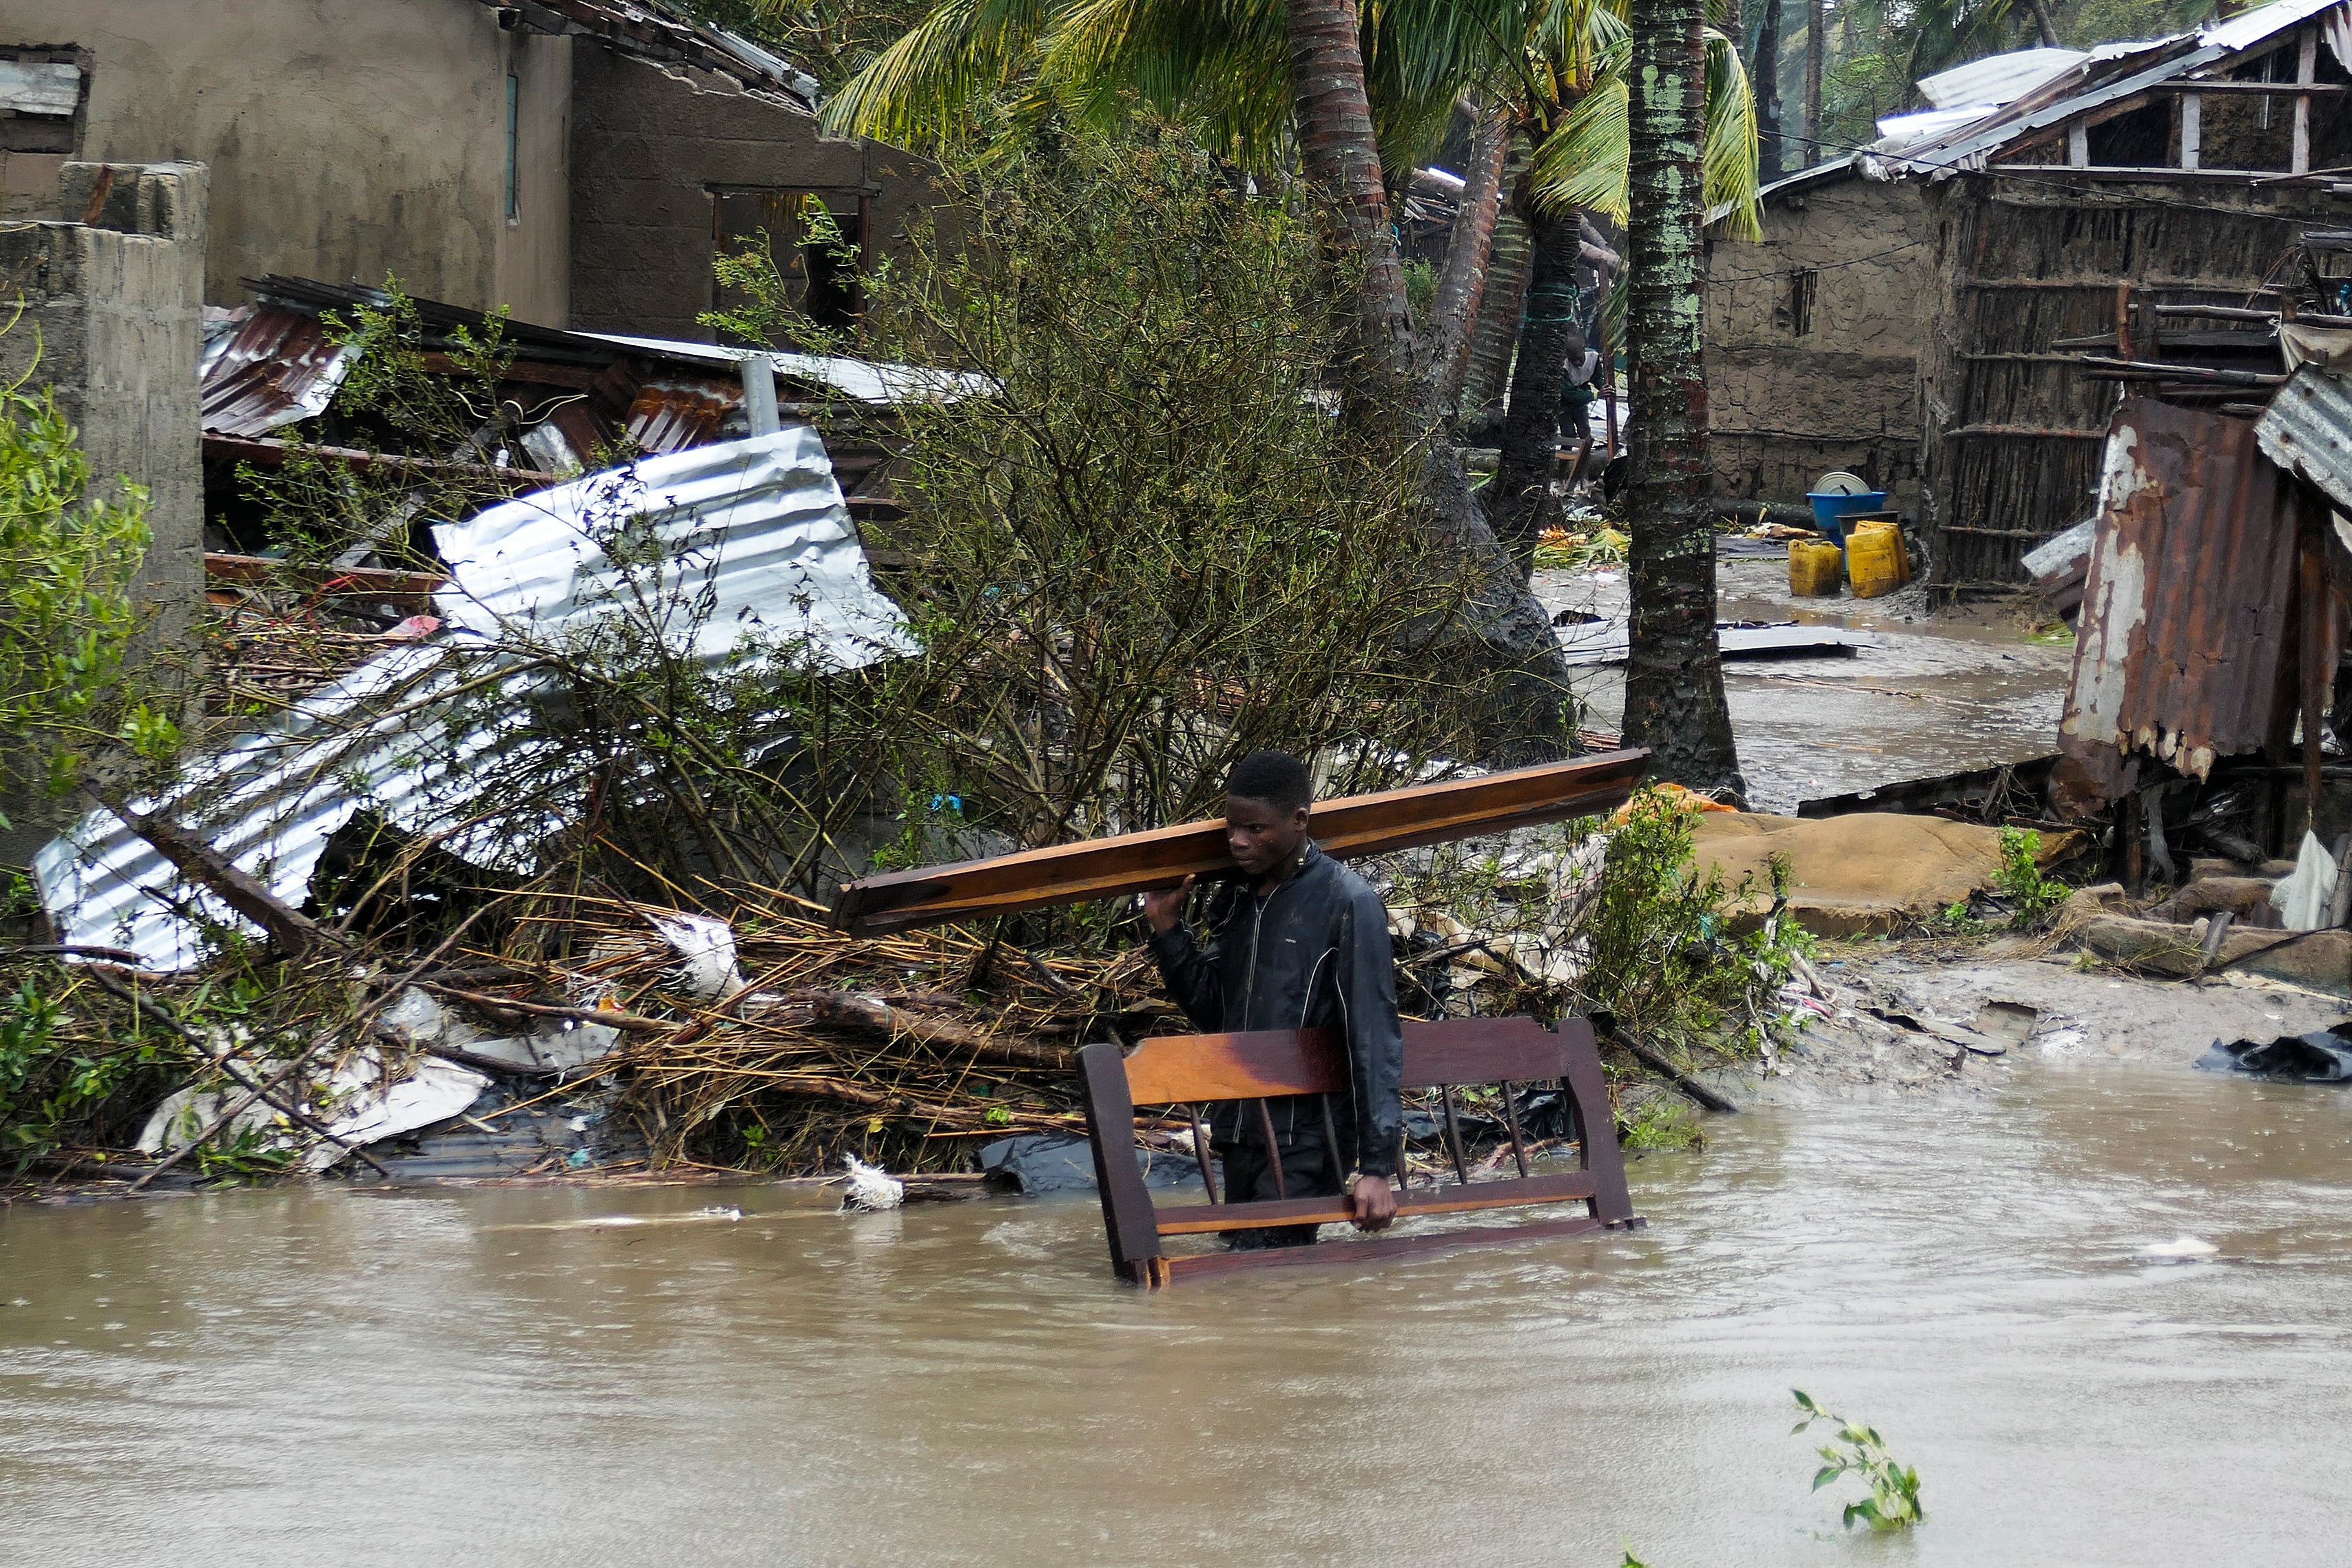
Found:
[1806,491,1888,544]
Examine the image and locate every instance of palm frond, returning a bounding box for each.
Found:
[1039,0,1294,168]
[1700,26,1761,240]
[1527,70,1629,224]
[821,0,1067,147]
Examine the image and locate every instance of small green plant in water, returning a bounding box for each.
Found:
[1618,1093,1698,1152]
[1994,827,2068,930]
[1792,1389,1924,1531]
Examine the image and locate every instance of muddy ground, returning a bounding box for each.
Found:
[1710,939,2352,1108]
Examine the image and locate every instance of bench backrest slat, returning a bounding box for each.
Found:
[1118,1017,1593,1105]
[1122,1028,1344,1104]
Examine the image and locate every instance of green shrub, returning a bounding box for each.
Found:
[0,363,156,824]
[1994,826,2067,929]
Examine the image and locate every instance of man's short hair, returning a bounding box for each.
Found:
[1226,750,1312,814]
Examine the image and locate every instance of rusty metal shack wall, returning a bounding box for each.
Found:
[5,0,574,322]
[1919,173,2335,589]
[568,48,943,344]
[1704,172,1937,510]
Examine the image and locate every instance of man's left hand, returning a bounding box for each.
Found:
[1349,1173,1397,1232]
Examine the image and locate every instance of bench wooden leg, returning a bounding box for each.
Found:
[1078,1042,1164,1284]
[1554,1018,1636,1225]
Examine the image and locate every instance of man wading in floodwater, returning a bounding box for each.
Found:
[1140,750,1404,1248]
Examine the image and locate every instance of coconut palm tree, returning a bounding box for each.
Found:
[818,0,1762,770]
[1620,0,1749,796]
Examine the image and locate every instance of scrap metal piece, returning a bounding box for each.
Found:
[38,430,911,972]
[2056,399,2300,809]
[198,303,357,437]
[830,752,1652,936]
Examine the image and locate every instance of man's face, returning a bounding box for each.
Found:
[1224,793,1310,878]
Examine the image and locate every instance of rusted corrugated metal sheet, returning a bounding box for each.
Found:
[2056,398,2298,807]
[198,305,355,437]
[624,379,739,453]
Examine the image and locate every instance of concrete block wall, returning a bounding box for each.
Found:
[0,160,204,862]
[569,45,942,342]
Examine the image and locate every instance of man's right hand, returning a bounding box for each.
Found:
[1139,875,1194,933]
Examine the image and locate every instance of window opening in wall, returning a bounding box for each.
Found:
[710,188,871,338]
[504,72,520,222]
[1786,267,1817,337]
[0,48,87,155]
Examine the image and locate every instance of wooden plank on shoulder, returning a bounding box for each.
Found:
[830,751,1651,935]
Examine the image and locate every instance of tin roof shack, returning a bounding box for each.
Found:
[1704,168,1937,514]
[1705,0,2352,588]
[5,0,941,336]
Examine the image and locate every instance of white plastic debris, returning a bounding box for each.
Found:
[305,1055,489,1171]
[135,1044,488,1171]
[841,1153,905,1211]
[2271,831,2340,932]
[644,910,750,1000]
[2139,1235,2220,1259]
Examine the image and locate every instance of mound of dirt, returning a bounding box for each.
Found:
[1691,812,2081,937]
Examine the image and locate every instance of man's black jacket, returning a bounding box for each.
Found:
[1146,842,1403,1179]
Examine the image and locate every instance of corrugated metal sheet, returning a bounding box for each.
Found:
[2058,399,2298,801]
[1800,0,2349,182]
[0,59,79,116]
[624,378,737,453]
[1916,48,2087,111]
[2256,364,2352,513]
[198,305,357,437]
[38,429,914,971]
[583,333,990,404]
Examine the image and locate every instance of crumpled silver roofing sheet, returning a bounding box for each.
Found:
[37,429,913,971]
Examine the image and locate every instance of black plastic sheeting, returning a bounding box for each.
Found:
[2195,1023,2352,1082]
[979,1134,1206,1196]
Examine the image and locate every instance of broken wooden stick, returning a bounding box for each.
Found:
[107,799,340,958]
[798,989,1075,1072]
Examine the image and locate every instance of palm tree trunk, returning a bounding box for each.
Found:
[1754,0,1783,180]
[1283,0,1414,385]
[2022,0,2064,48]
[1802,0,1823,167]
[1624,0,1743,797]
[1489,198,1582,578]
[1430,105,1512,411]
[1282,0,1571,763]
[1459,138,1534,431]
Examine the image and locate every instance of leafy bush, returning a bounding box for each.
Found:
[0,362,157,825]
[710,119,1513,891]
[1994,826,2067,929]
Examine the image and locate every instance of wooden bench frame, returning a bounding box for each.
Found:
[1077,1016,1639,1286]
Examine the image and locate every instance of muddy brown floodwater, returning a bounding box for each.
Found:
[7,1053,2351,1566]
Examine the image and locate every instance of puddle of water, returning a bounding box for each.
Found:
[6,1063,2351,1566]
[1536,559,2071,813]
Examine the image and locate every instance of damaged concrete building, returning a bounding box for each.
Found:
[0,0,941,340]
[1707,0,2352,590]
